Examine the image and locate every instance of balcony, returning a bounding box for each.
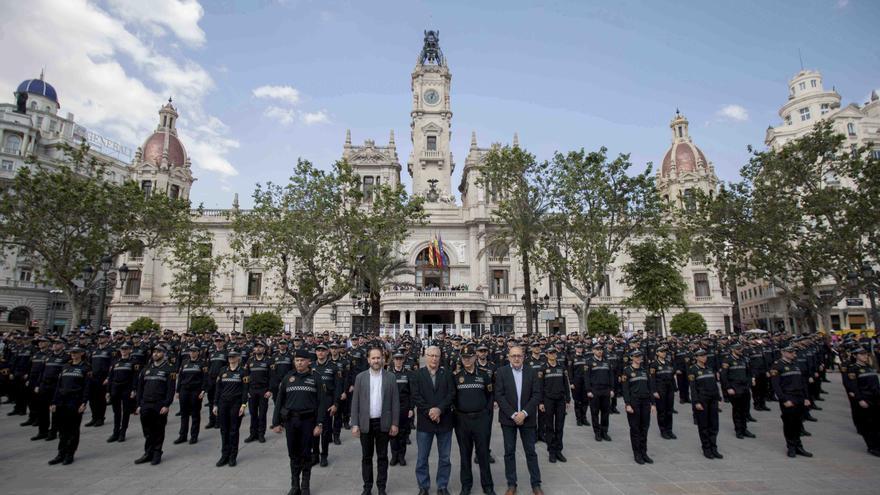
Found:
[422,150,442,159]
[489,293,517,301]
[2,278,53,290]
[382,289,487,307]
[695,295,713,302]
[2,147,21,155]
[488,256,510,264]
[246,294,261,301]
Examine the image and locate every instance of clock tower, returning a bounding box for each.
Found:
[408,30,454,202]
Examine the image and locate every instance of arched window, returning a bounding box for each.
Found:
[4,135,22,154]
[7,306,31,325]
[415,246,449,290]
[847,123,856,136]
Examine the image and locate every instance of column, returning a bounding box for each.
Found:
[463,310,470,324]
[454,310,461,326]
[399,310,405,327]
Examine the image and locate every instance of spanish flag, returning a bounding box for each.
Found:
[437,235,445,268]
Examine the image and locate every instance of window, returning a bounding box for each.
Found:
[847,123,856,136]
[1,160,13,172]
[785,114,792,126]
[799,82,806,90]
[851,144,858,159]
[491,270,508,295]
[247,272,262,298]
[694,273,710,298]
[871,149,880,160]
[362,176,374,203]
[128,241,144,261]
[4,135,22,154]
[426,135,437,151]
[799,107,811,121]
[549,275,559,298]
[820,103,830,115]
[682,188,696,212]
[600,273,611,297]
[811,79,817,88]
[36,116,44,128]
[124,270,141,296]
[677,126,683,138]
[250,243,262,259]
[48,120,56,132]
[52,301,67,311]
[193,271,210,295]
[141,180,152,197]
[169,184,180,199]
[19,267,33,282]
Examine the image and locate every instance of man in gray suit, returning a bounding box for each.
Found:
[351,346,400,495]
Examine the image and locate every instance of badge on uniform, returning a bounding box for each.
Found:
[849,373,856,379]
[631,372,636,377]
[459,376,465,383]
[784,367,789,371]
[538,371,543,378]
[290,376,296,382]
[222,373,228,378]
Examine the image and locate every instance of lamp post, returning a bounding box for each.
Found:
[848,263,880,331]
[45,289,63,332]
[186,273,198,332]
[226,306,245,334]
[521,288,549,336]
[351,292,371,335]
[83,255,129,332]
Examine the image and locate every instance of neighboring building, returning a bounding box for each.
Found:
[738,70,880,332]
[107,32,731,336]
[0,73,193,334]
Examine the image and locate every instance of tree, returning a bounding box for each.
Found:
[619,239,688,336]
[0,142,192,331]
[162,225,226,330]
[189,314,218,334]
[669,311,707,336]
[536,148,665,334]
[244,311,284,337]
[586,306,621,336]
[354,243,414,334]
[127,316,160,334]
[477,145,550,335]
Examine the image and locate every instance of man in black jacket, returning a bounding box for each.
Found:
[495,345,544,495]
[135,345,176,466]
[412,345,454,495]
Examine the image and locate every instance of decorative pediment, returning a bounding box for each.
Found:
[420,122,443,133]
[350,148,391,165]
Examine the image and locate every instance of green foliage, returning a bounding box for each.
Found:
[0,142,192,326]
[189,314,218,334]
[669,311,707,336]
[620,239,687,328]
[586,306,621,336]
[127,316,160,334]
[244,311,284,337]
[162,226,225,316]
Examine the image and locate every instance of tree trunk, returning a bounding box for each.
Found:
[521,250,534,335]
[370,292,381,335]
[300,309,315,335]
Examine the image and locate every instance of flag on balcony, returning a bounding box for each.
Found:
[427,239,436,266]
[436,235,445,268]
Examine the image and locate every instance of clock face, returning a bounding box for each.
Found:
[423,89,440,105]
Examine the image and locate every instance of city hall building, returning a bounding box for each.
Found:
[2,35,733,336]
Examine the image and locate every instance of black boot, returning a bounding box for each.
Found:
[118,430,126,442]
[228,454,237,467]
[135,453,152,464]
[795,445,813,457]
[173,435,187,444]
[189,436,198,444]
[333,433,341,445]
[48,454,65,465]
[84,418,97,427]
[787,446,797,458]
[244,434,257,443]
[301,465,312,495]
[390,453,398,466]
[289,461,302,495]
[319,454,328,467]
[216,456,229,467]
[151,452,162,465]
[107,432,120,443]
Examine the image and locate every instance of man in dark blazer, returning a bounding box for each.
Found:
[412,345,455,495]
[350,347,400,495]
[495,345,544,495]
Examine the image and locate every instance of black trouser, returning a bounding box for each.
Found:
[589,392,611,435]
[36,388,59,435]
[501,424,541,489]
[217,400,242,459]
[284,413,316,488]
[729,389,751,434]
[853,399,880,451]
[12,376,28,413]
[248,390,268,438]
[572,384,586,423]
[313,406,335,457]
[655,383,675,434]
[780,401,805,448]
[544,397,566,455]
[693,399,719,452]
[807,377,821,405]
[110,391,135,436]
[626,398,651,456]
[676,373,690,402]
[56,403,83,458]
[206,377,219,424]
[537,407,546,441]
[390,407,411,459]
[340,391,352,424]
[178,390,202,439]
[88,376,107,421]
[455,412,493,493]
[333,394,349,435]
[360,418,390,491]
[139,404,168,458]
[752,373,768,408]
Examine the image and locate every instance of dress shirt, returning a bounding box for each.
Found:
[369,368,383,419]
[511,365,523,416]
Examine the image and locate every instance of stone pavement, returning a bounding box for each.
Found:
[0,372,877,495]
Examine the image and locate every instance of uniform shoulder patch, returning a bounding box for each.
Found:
[538,371,543,378]
[721,363,729,369]
[242,376,250,383]
[688,374,695,381]
[487,384,493,392]
[849,373,857,379]
[170,373,177,380]
[769,369,779,376]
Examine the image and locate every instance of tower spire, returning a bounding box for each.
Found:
[345,129,351,147]
[389,129,395,147]
[512,132,519,148]
[470,131,477,150]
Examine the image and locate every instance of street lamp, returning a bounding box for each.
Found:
[45,289,63,332]
[186,273,198,332]
[521,289,550,336]
[849,263,879,332]
[83,255,129,332]
[351,292,371,335]
[225,306,245,334]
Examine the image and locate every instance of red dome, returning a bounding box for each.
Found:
[661,142,707,177]
[142,130,186,167]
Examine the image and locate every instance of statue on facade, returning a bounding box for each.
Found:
[419,30,444,66]
[425,179,440,202]
[14,92,28,114]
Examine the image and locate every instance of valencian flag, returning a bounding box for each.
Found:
[427,239,436,267]
[436,234,446,268]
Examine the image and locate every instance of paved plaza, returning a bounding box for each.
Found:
[0,372,877,495]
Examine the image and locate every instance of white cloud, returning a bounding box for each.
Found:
[0,0,238,177]
[301,110,330,125]
[837,0,850,8]
[716,104,749,122]
[253,85,301,104]
[264,106,297,125]
[106,0,207,47]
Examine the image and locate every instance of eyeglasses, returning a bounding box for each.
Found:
[509,354,524,358]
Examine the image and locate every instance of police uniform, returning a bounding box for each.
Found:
[621,351,654,464]
[689,349,722,459]
[135,347,176,465]
[390,351,413,466]
[842,348,880,456]
[584,346,614,441]
[175,346,208,444]
[719,345,755,438]
[570,346,590,427]
[206,338,228,428]
[106,343,138,442]
[747,342,771,410]
[770,346,812,457]
[214,351,249,466]
[49,348,91,465]
[540,347,570,463]
[36,347,68,439]
[86,339,114,426]
[452,344,494,495]
[273,348,326,495]
[328,343,350,442]
[312,344,342,466]
[649,347,677,439]
[245,345,272,443]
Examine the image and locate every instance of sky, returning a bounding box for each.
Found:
[1,0,878,208]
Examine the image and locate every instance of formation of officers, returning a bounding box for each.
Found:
[0,326,878,495]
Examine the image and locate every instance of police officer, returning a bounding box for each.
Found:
[106,342,138,442]
[622,350,654,464]
[540,346,570,463]
[312,342,341,467]
[34,339,68,441]
[22,337,49,427]
[475,343,498,464]
[48,346,91,465]
[526,342,546,442]
[206,335,228,429]
[748,339,771,411]
[135,344,176,466]
[842,347,880,456]
[10,336,32,416]
[650,346,677,439]
[689,349,723,459]
[175,345,208,445]
[86,332,114,427]
[674,343,691,404]
[390,349,413,467]
[245,341,272,444]
[452,343,495,495]
[570,343,590,427]
[328,341,350,444]
[213,349,249,467]
[770,345,813,458]
[272,348,326,495]
[585,343,614,442]
[720,343,755,439]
